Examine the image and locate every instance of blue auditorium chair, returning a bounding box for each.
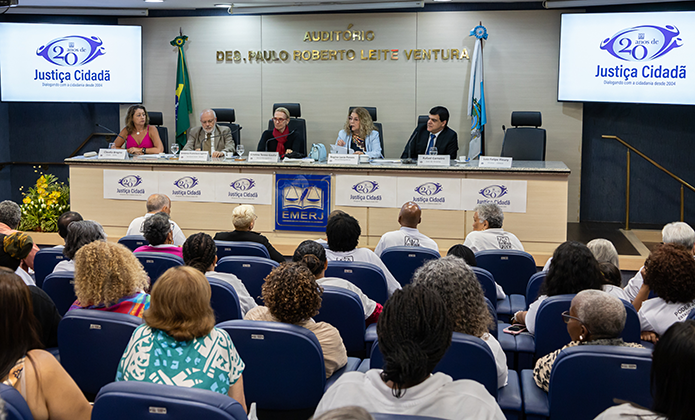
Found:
[214,240,270,259]
[42,271,76,315]
[621,299,642,344]
[525,271,546,308]
[134,252,183,286]
[475,249,537,296]
[379,246,440,287]
[209,277,243,323]
[58,309,143,396]
[325,261,389,304]
[521,346,652,420]
[217,320,360,419]
[117,235,149,252]
[92,381,247,420]
[33,247,67,288]
[0,383,33,420]
[313,285,367,357]
[473,266,525,322]
[216,256,279,305]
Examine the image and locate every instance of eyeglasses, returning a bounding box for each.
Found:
[561,310,592,334]
[272,117,288,122]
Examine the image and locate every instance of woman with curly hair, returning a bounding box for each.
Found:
[335,107,382,159]
[513,241,604,334]
[244,262,347,377]
[70,241,150,317]
[412,256,508,388]
[134,212,183,258]
[214,204,285,263]
[632,243,695,343]
[116,266,246,409]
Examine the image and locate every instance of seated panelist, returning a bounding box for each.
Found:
[335,107,382,159]
[112,105,164,155]
[183,109,235,158]
[257,106,304,157]
[401,106,458,160]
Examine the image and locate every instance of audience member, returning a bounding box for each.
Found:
[533,290,643,392]
[55,211,83,248]
[513,241,603,334]
[293,240,382,325]
[447,244,477,266]
[214,204,285,263]
[313,406,375,420]
[70,241,150,317]
[412,256,508,388]
[244,262,348,377]
[315,284,504,419]
[0,269,92,420]
[594,320,695,420]
[463,203,523,253]
[543,238,620,272]
[632,243,695,343]
[598,262,629,301]
[0,200,40,272]
[324,211,400,295]
[133,212,183,258]
[116,266,246,409]
[182,232,257,315]
[126,194,186,246]
[374,201,438,257]
[53,220,107,273]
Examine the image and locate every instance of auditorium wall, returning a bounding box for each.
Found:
[120,9,584,221]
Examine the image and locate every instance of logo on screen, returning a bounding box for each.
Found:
[36,35,105,66]
[414,182,443,196]
[173,176,199,190]
[600,25,682,62]
[479,185,508,199]
[230,178,255,191]
[352,180,379,194]
[117,175,142,188]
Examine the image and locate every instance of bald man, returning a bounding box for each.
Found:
[374,201,439,257]
[125,194,186,246]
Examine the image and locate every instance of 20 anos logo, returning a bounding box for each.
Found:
[479,185,508,199]
[414,182,442,196]
[173,176,199,190]
[352,180,379,194]
[117,175,142,188]
[600,25,682,62]
[36,35,105,66]
[230,178,256,191]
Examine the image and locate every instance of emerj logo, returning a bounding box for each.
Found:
[37,35,105,66]
[600,25,682,62]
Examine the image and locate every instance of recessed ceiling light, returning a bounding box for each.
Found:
[144,0,164,3]
[215,3,232,7]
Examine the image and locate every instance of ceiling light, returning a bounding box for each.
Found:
[229,1,424,15]
[214,3,232,7]
[144,0,164,3]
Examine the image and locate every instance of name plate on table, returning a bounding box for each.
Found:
[178,151,210,162]
[248,152,280,163]
[98,149,128,160]
[327,153,360,165]
[479,156,513,168]
[417,155,450,167]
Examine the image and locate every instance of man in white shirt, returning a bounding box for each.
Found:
[125,194,186,246]
[463,203,523,253]
[374,201,439,257]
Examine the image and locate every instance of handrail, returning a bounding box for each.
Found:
[602,135,695,230]
[0,132,114,171]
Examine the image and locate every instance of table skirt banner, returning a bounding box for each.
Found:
[103,170,159,200]
[460,179,528,213]
[396,177,462,210]
[158,171,217,202]
[334,175,398,208]
[214,173,273,205]
[275,174,331,232]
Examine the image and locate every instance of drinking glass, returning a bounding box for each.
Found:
[428,146,438,156]
[170,143,179,155]
[236,144,245,157]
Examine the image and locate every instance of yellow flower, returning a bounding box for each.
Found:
[37,188,46,196]
[49,191,61,199]
[23,197,31,204]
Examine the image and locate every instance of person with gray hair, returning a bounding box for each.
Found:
[125,194,186,246]
[0,200,40,271]
[533,290,643,392]
[133,212,183,259]
[624,221,695,302]
[463,203,524,253]
[412,256,508,388]
[52,220,107,274]
[183,108,236,157]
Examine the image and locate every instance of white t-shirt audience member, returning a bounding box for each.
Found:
[374,201,438,257]
[463,203,523,253]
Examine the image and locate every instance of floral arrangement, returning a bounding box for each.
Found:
[18,173,70,232]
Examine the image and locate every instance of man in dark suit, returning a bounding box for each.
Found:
[183,109,235,157]
[401,106,458,160]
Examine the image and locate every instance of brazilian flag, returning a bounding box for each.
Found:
[171,34,192,148]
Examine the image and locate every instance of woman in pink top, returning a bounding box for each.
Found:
[112,105,164,155]
[134,212,183,259]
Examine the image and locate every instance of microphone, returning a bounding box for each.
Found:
[502,124,506,133]
[202,125,242,154]
[264,130,296,152]
[401,125,422,163]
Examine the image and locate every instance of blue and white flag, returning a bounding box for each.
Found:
[467,25,488,160]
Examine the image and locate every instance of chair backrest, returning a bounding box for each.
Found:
[484,297,499,338]
[267,103,307,155]
[474,249,537,296]
[417,115,429,126]
[501,111,546,161]
[548,346,653,419]
[209,277,243,323]
[42,271,76,315]
[325,261,389,304]
[688,306,695,320]
[534,294,575,358]
[525,271,546,308]
[212,108,242,147]
[349,106,384,155]
[471,266,498,306]
[215,240,270,259]
[0,383,33,420]
[118,235,149,252]
[58,309,143,395]
[92,381,247,420]
[134,252,184,286]
[216,256,280,305]
[216,320,326,410]
[313,286,366,355]
[34,247,67,288]
[148,111,168,151]
[621,299,642,344]
[379,246,440,287]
